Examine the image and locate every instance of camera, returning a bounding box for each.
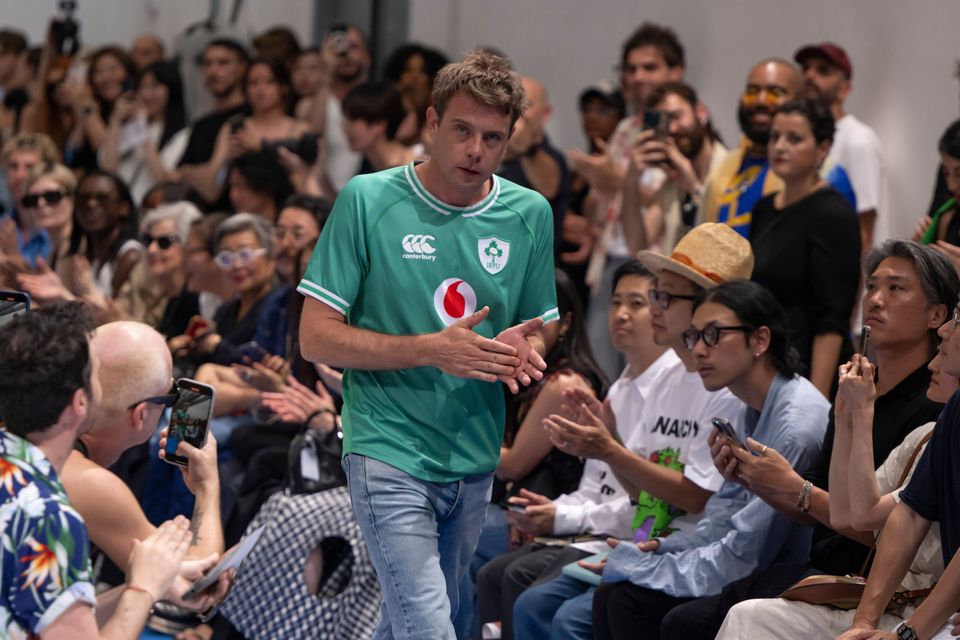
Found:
[328,23,349,56]
[262,132,321,166]
[51,0,80,57]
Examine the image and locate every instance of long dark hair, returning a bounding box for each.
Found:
[138,61,187,150]
[694,279,802,378]
[68,170,138,263]
[244,57,293,115]
[87,45,136,120]
[548,268,609,394]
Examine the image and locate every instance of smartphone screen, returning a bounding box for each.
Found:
[165,380,215,467]
[0,291,29,329]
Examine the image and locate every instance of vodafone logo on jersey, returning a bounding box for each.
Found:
[433,278,477,326]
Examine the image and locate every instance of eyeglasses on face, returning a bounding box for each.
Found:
[142,233,180,250]
[741,85,789,107]
[952,305,960,329]
[22,190,69,208]
[682,324,755,349]
[215,247,268,270]
[648,288,697,310]
[127,379,179,411]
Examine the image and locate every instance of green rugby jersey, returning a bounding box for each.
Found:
[299,162,559,482]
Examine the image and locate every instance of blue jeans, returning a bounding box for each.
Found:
[344,453,494,640]
[513,574,595,640]
[456,503,510,639]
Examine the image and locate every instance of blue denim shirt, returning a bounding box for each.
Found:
[602,373,829,598]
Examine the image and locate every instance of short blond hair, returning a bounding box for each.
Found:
[432,49,527,127]
[24,162,77,196]
[2,132,60,165]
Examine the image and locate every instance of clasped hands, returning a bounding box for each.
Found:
[434,305,546,394]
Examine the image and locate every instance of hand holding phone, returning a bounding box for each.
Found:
[711,417,748,451]
[858,325,871,356]
[164,379,216,468]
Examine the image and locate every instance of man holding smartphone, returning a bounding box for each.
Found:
[299,50,557,639]
[0,303,198,639]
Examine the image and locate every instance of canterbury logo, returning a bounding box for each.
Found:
[402,234,436,254]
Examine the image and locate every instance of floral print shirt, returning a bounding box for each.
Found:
[0,431,95,638]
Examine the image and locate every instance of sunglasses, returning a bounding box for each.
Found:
[741,85,789,107]
[682,324,755,349]
[22,190,69,208]
[127,379,179,411]
[648,288,697,310]
[215,247,268,270]
[142,233,180,250]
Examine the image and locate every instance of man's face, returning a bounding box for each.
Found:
[333,27,371,84]
[689,301,755,392]
[131,36,164,71]
[938,312,960,378]
[620,45,681,112]
[656,92,706,159]
[203,46,247,99]
[737,61,799,146]
[863,256,944,352]
[800,55,849,105]
[425,91,513,201]
[609,274,656,355]
[79,345,103,435]
[4,149,42,202]
[648,270,698,346]
[507,78,551,157]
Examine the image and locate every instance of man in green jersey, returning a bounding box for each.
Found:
[298,51,560,639]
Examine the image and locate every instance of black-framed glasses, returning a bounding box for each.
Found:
[142,233,180,250]
[649,289,697,310]
[682,324,755,349]
[127,380,179,411]
[952,306,960,330]
[22,190,69,208]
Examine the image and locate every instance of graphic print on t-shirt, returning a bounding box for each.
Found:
[433,278,478,326]
[632,446,686,541]
[715,157,769,238]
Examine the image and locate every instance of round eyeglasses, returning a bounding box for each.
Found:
[682,324,755,349]
[215,247,268,270]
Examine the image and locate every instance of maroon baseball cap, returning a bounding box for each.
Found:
[794,43,853,79]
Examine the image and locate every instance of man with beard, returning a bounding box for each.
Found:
[569,22,686,380]
[621,81,727,254]
[305,24,372,192]
[177,39,250,207]
[795,42,885,252]
[699,58,802,238]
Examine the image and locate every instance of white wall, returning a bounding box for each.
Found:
[0,0,315,56]
[409,0,960,240]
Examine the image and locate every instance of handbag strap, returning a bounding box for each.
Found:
[858,430,934,576]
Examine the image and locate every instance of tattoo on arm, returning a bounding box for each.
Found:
[189,510,203,546]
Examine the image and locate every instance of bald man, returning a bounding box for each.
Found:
[498,75,569,256]
[699,58,804,238]
[130,34,165,70]
[60,321,224,604]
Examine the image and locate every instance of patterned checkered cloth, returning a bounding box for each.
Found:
[220,487,381,639]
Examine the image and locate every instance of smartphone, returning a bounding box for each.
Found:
[711,416,747,451]
[642,108,668,141]
[240,340,270,363]
[507,504,526,514]
[164,379,215,467]
[0,291,29,329]
[859,325,871,355]
[185,315,211,339]
[227,113,245,134]
[327,23,349,55]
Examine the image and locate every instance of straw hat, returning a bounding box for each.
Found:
[636,223,754,288]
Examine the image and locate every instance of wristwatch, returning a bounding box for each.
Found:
[895,621,918,640]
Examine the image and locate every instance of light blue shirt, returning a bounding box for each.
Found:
[602,373,829,598]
